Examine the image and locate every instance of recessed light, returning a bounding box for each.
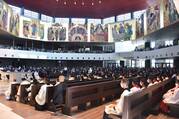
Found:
[92,2,94,5]
[64,1,67,5]
[99,0,101,4]
[82,2,84,5]
[74,1,76,5]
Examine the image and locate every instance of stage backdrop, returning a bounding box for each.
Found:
[90,24,108,42]
[69,23,87,42]
[110,19,136,42]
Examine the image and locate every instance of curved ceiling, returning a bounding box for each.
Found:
[4,0,154,18]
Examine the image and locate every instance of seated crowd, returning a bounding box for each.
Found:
[2,66,179,118]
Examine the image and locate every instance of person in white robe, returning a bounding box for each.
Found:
[163,81,179,104]
[35,77,52,110]
[104,78,131,116]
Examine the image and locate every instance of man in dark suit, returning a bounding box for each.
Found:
[53,75,66,105]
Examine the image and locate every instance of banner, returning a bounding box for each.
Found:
[90,24,108,42]
[111,20,136,42]
[47,23,66,41]
[69,23,87,42]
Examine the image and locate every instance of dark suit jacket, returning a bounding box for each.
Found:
[52,83,66,105]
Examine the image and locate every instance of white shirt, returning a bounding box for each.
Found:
[130,87,141,93]
[105,89,131,115]
[164,88,179,104]
[35,84,52,105]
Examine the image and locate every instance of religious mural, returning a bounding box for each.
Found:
[111,20,136,42]
[0,1,8,31]
[47,23,66,41]
[163,0,179,26]
[90,24,108,42]
[69,23,87,42]
[146,2,160,34]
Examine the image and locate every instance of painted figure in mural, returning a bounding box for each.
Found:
[124,23,133,41]
[48,27,54,40]
[23,22,30,37]
[31,23,37,36]
[10,14,19,36]
[59,26,66,41]
[147,5,160,33]
[168,0,179,23]
[119,23,125,34]
[90,23,95,34]
[39,25,44,39]
[55,28,59,41]
[2,10,7,30]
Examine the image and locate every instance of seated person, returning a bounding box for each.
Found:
[16,78,31,102]
[163,80,179,104]
[26,73,39,101]
[58,73,65,83]
[103,78,131,118]
[160,80,179,113]
[140,79,148,89]
[130,80,141,92]
[153,78,159,84]
[157,76,162,83]
[35,74,52,111]
[68,74,75,81]
[147,78,154,87]
[5,79,19,100]
[50,74,66,112]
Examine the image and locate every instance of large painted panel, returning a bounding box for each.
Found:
[0,0,8,31]
[163,0,179,27]
[69,23,87,42]
[111,20,136,42]
[136,14,144,38]
[9,9,20,36]
[146,2,160,34]
[90,24,108,42]
[47,23,66,41]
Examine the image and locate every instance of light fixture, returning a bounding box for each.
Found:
[74,1,77,5]
[92,2,94,5]
[64,1,67,5]
[99,0,102,4]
